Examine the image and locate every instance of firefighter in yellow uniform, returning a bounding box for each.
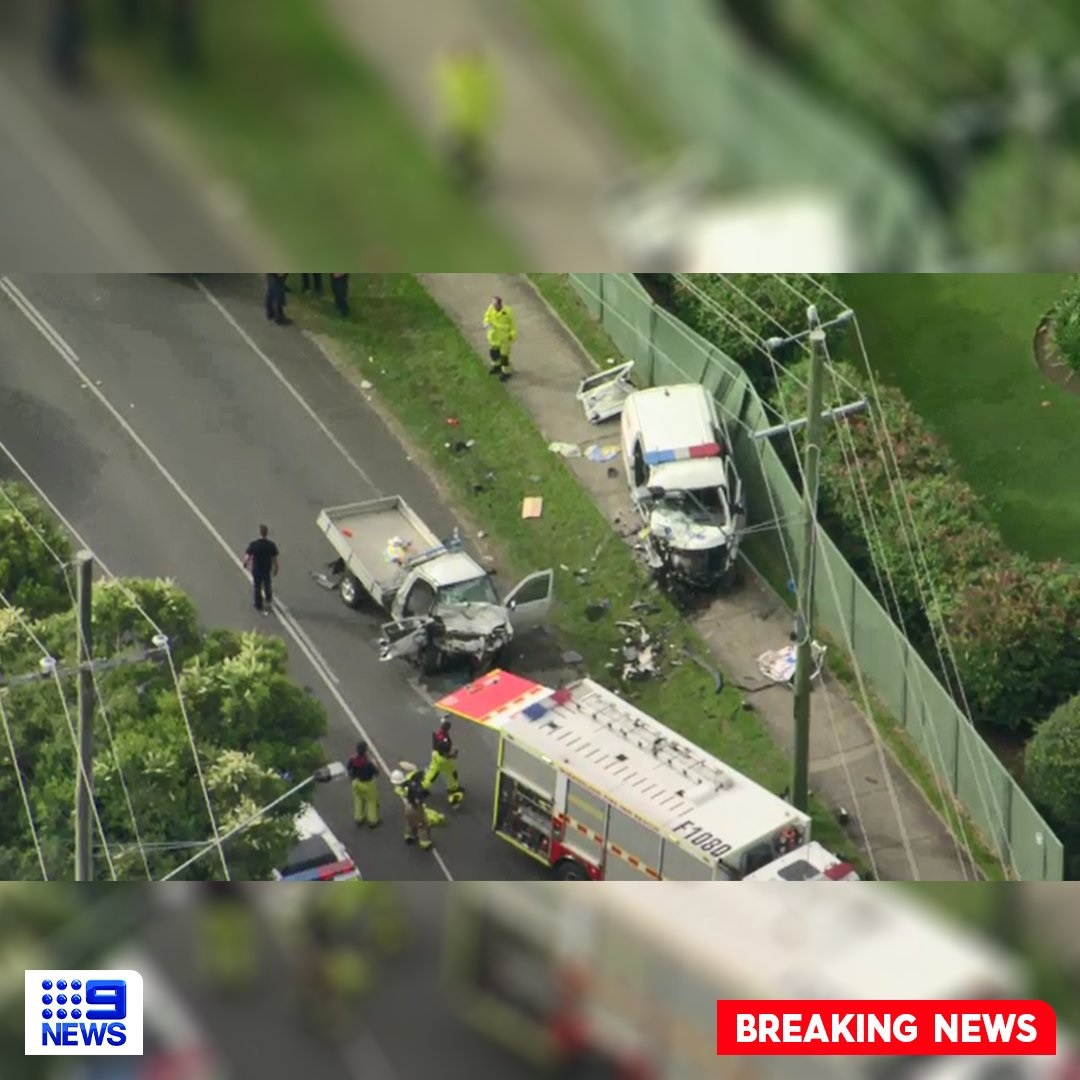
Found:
[423,718,465,805]
[197,882,258,992]
[346,740,381,828]
[482,296,517,381]
[437,44,498,189]
[391,762,447,828]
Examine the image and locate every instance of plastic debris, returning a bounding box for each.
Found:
[521,497,543,519]
[585,444,619,464]
[446,417,460,426]
[548,442,581,457]
[360,380,373,390]
[562,651,584,666]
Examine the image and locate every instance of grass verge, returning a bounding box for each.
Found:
[511,0,677,160]
[843,273,1080,563]
[296,275,857,872]
[94,0,519,268]
[532,274,1011,881]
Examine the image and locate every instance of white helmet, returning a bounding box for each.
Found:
[390,769,406,786]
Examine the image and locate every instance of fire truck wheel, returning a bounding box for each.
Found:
[554,859,590,881]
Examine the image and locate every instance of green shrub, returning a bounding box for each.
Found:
[937,558,1080,730]
[1026,693,1080,834]
[658,274,850,397]
[1051,275,1080,375]
[775,356,1080,730]
[0,481,74,619]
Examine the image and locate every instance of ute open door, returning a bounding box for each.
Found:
[504,569,554,634]
[576,362,635,424]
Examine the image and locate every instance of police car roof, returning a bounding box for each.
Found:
[493,676,809,862]
[627,384,716,456]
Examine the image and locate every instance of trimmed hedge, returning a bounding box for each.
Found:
[1026,693,1080,834]
[654,274,850,397]
[775,356,1080,731]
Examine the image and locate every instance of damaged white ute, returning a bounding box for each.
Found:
[314,496,554,676]
[620,383,745,590]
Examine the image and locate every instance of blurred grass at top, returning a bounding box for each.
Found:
[94,0,521,268]
[756,0,1080,255]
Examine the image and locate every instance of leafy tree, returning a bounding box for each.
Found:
[1051,275,1080,375]
[0,481,74,618]
[1026,694,1080,833]
[0,576,328,880]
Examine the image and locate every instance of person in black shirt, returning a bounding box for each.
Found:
[243,524,279,615]
[346,740,381,828]
[264,274,291,326]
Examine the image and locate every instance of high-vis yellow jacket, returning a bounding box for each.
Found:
[483,302,517,352]
[438,53,498,138]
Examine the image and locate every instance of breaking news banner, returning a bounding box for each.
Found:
[716,1001,1058,1057]
[24,971,144,1057]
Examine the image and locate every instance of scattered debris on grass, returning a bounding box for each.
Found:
[585,598,611,621]
[548,441,581,457]
[521,496,544,519]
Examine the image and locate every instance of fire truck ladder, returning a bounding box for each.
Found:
[571,685,735,793]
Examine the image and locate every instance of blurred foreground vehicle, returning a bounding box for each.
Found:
[445,881,1078,1080]
[59,945,224,1080]
[435,670,853,881]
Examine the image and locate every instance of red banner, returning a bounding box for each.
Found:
[716,1001,1057,1056]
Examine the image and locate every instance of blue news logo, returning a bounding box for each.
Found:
[25,970,144,1057]
[40,977,126,1047]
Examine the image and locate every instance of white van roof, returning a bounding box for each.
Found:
[437,671,809,872]
[627,384,721,463]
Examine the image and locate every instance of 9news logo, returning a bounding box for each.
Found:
[24,970,144,1056]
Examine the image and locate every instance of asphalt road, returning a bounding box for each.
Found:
[0,11,259,271]
[0,272,551,883]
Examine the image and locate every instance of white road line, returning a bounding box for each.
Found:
[193,277,382,494]
[0,275,454,883]
[0,64,163,270]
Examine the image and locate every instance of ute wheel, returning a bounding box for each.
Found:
[554,860,590,882]
[339,574,364,610]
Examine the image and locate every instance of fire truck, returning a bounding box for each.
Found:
[444,880,1079,1080]
[435,669,852,881]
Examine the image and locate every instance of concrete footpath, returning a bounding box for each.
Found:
[321,0,631,267]
[421,272,978,882]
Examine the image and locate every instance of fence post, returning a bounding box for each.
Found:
[952,711,961,795]
[647,300,658,386]
[848,573,857,654]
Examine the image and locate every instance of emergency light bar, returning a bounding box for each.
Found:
[824,862,855,880]
[283,857,357,881]
[643,441,722,466]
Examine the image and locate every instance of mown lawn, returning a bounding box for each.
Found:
[843,274,1080,563]
[296,275,858,870]
[95,0,519,268]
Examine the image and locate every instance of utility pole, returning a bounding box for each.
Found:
[755,306,866,813]
[790,315,827,812]
[74,550,94,882]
